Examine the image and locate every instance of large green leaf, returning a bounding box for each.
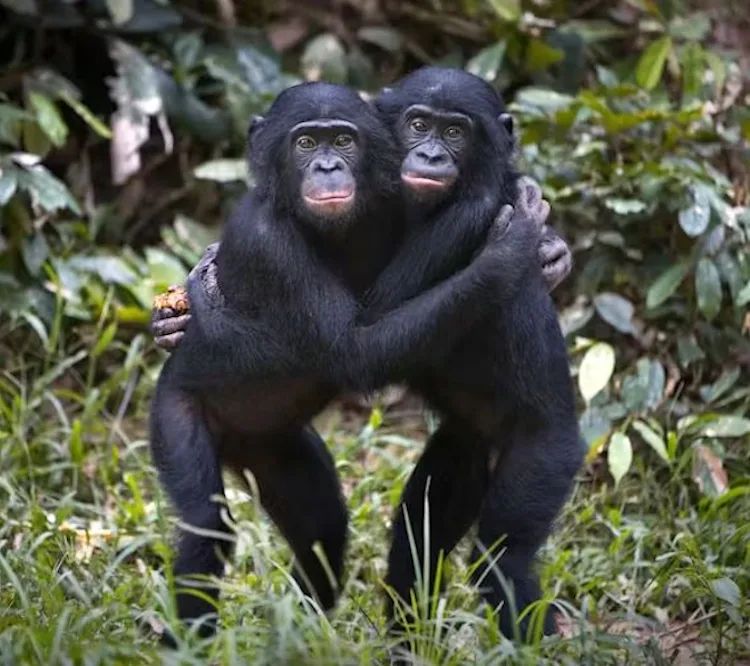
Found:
[695,258,722,321]
[27,92,68,147]
[608,433,632,486]
[578,342,615,403]
[467,42,506,82]
[636,36,672,91]
[487,0,520,21]
[678,184,711,237]
[593,292,635,334]
[646,261,690,309]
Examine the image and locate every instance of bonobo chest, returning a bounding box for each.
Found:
[203,378,335,434]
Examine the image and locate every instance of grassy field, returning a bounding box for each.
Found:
[1,327,748,666]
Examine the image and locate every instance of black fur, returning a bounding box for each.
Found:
[363,67,584,641]
[149,81,537,641]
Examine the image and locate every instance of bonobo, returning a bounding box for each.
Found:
[363,67,583,642]
[149,81,542,642]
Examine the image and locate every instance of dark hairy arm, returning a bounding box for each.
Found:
[150,178,572,351]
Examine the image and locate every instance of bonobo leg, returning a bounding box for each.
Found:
[385,421,490,629]
[223,426,348,611]
[150,385,231,641]
[469,422,582,640]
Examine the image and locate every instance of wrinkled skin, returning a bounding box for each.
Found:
[150,177,572,350]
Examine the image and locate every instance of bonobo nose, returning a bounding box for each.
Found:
[416,149,449,166]
[313,158,344,173]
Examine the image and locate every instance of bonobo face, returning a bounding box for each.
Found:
[398,104,473,203]
[291,119,360,219]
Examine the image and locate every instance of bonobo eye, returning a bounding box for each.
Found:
[334,134,354,148]
[444,126,463,140]
[410,118,429,133]
[296,135,316,150]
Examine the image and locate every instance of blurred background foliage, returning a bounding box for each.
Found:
[0,0,749,662]
[2,0,748,489]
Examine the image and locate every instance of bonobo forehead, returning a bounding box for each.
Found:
[267,82,372,128]
[377,67,507,121]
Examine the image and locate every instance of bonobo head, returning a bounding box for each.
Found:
[247,82,400,231]
[375,67,517,209]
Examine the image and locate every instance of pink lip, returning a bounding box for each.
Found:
[402,173,450,189]
[304,192,354,204]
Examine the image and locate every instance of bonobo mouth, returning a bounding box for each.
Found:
[401,173,453,192]
[304,191,355,214]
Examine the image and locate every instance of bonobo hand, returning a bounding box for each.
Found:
[515,176,573,292]
[150,242,221,350]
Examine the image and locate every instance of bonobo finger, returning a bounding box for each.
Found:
[541,237,573,291]
[490,204,514,240]
[190,242,220,278]
[155,331,186,351]
[151,306,174,322]
[151,313,191,338]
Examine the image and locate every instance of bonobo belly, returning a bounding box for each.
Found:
[203,378,335,433]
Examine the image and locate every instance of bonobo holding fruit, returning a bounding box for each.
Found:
[149,81,545,643]
[362,67,583,642]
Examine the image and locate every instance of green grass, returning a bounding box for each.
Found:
[0,323,748,665]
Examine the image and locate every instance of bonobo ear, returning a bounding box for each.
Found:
[247,114,264,140]
[498,113,514,136]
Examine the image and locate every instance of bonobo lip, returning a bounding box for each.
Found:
[304,191,354,202]
[304,191,355,215]
[401,173,452,190]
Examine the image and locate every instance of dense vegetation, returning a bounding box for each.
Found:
[1,1,748,663]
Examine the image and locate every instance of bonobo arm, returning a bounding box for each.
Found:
[361,177,555,320]
[149,179,573,352]
[326,203,543,392]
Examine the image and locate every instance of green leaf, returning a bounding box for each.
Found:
[631,420,670,463]
[467,42,506,82]
[699,368,741,404]
[579,407,612,448]
[92,322,118,358]
[578,342,615,403]
[695,258,722,321]
[608,433,632,486]
[622,359,665,413]
[593,292,635,334]
[525,39,564,74]
[515,88,574,112]
[646,261,689,309]
[678,185,711,237]
[681,42,704,99]
[59,94,112,139]
[636,36,672,91]
[193,159,247,183]
[28,92,68,147]
[0,168,18,205]
[15,163,81,214]
[487,0,520,21]
[22,233,49,276]
[677,334,705,367]
[701,416,750,438]
[145,248,187,290]
[710,577,740,607]
[301,34,348,84]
